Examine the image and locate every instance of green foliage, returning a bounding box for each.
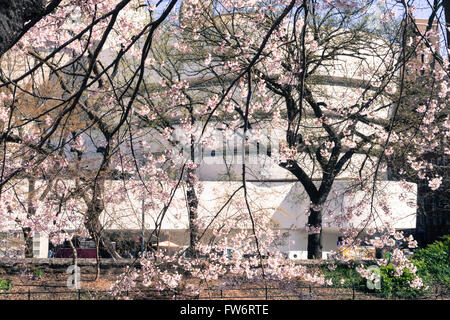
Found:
[0,278,11,291]
[33,269,43,280]
[378,264,426,298]
[319,241,450,299]
[321,263,365,288]
[320,261,428,299]
[412,235,450,286]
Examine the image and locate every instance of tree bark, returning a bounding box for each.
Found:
[307,206,323,259]
[443,0,450,52]
[94,235,101,280]
[186,134,199,257]
[22,227,33,258]
[84,188,121,260]
[68,237,78,268]
[0,0,45,56]
[187,177,199,257]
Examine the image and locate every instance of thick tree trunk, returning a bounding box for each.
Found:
[0,0,45,56]
[187,177,199,257]
[22,227,33,258]
[307,206,323,259]
[94,235,101,280]
[444,0,450,52]
[85,206,121,260]
[83,179,121,260]
[68,237,78,267]
[186,135,199,257]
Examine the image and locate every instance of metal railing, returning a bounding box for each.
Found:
[0,283,448,300]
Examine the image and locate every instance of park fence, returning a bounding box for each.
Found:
[0,282,448,300]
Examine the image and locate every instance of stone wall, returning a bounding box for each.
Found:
[0,258,137,275]
[0,258,371,276]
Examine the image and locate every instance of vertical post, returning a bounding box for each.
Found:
[141,199,145,256]
[352,285,355,300]
[78,289,81,300]
[28,288,31,300]
[265,286,268,300]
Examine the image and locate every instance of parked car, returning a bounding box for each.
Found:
[55,247,97,258]
[54,239,116,258]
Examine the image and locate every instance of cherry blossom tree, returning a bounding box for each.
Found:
[0,0,179,260]
[108,0,450,297]
[167,0,447,261]
[0,0,448,298]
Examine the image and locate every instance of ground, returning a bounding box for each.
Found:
[0,271,448,300]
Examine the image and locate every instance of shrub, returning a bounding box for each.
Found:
[0,278,11,291]
[378,264,427,298]
[321,262,366,288]
[33,269,43,280]
[412,235,450,286]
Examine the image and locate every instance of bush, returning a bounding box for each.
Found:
[320,262,366,288]
[378,264,426,299]
[33,269,43,280]
[412,235,450,286]
[321,261,428,299]
[0,278,11,291]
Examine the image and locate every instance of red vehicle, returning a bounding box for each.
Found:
[54,239,115,258]
[55,248,97,258]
